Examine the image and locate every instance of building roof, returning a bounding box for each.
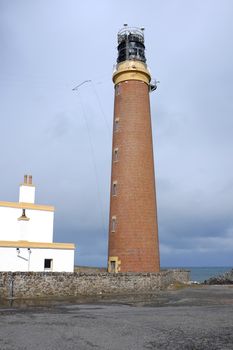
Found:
[0,201,54,212]
[0,240,75,250]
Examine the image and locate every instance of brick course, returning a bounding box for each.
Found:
[108,80,160,272]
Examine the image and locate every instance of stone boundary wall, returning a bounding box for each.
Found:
[0,270,189,299]
[74,266,107,273]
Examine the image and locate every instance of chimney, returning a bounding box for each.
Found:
[28,175,32,185]
[19,175,35,203]
[23,175,33,185]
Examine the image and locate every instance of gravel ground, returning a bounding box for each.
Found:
[0,285,233,350]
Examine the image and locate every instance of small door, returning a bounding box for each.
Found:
[110,260,116,273]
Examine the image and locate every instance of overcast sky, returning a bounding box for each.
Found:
[1,0,233,267]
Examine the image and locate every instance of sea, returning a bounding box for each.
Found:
[163,266,233,283]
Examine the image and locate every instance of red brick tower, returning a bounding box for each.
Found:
[108,26,160,273]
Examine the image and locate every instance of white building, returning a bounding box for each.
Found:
[0,175,75,272]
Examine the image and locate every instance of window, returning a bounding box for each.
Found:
[115,84,121,96]
[112,181,117,196]
[114,118,119,132]
[129,48,137,57]
[113,148,119,162]
[44,259,53,271]
[111,216,116,232]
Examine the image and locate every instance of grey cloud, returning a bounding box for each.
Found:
[47,112,73,139]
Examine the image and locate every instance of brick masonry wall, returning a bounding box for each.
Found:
[108,80,160,272]
[0,270,189,299]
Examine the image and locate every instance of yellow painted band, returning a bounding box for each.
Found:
[0,240,75,250]
[113,60,151,85]
[0,201,55,212]
[114,72,149,85]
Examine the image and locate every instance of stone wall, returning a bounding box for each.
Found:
[0,269,189,300]
[74,266,107,273]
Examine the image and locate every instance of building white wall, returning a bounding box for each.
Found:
[0,178,75,273]
[0,247,74,272]
[0,207,54,243]
[19,185,35,203]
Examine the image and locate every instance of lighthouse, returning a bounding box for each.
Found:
[107,26,160,273]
